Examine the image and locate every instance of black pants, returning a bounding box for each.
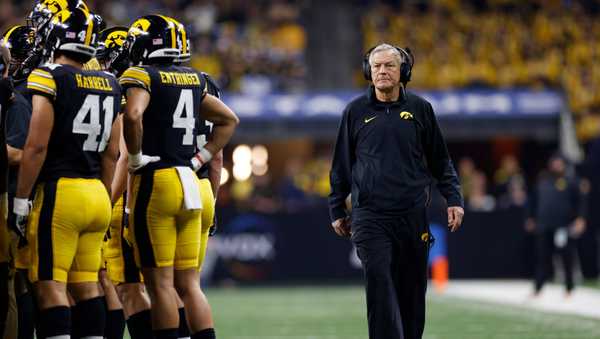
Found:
[351,209,430,339]
[534,229,575,293]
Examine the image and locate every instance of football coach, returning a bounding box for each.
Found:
[328,43,464,339]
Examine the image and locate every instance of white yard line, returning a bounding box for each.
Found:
[441,280,600,319]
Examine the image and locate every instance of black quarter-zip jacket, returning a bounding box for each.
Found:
[328,86,463,222]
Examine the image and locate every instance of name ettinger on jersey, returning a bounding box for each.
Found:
[159,71,201,86]
[75,74,114,91]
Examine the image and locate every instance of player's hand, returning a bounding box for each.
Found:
[10,198,31,245]
[447,206,464,232]
[209,213,217,237]
[331,217,351,238]
[191,147,213,172]
[128,152,160,172]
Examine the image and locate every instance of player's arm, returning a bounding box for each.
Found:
[208,150,223,197]
[15,94,53,199]
[120,67,159,171]
[201,72,224,196]
[100,114,122,194]
[122,87,149,156]
[110,125,128,205]
[192,95,239,168]
[11,68,56,238]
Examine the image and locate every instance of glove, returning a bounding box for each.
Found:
[123,207,130,229]
[191,147,213,172]
[209,213,217,237]
[11,198,31,246]
[122,208,134,247]
[128,152,160,172]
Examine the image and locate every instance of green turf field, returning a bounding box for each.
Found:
[120,285,600,338]
[197,286,600,339]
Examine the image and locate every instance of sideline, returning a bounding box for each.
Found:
[441,280,600,319]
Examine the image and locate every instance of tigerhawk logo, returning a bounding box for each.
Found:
[400,111,413,120]
[421,233,429,242]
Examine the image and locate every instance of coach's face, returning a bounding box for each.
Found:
[370,50,401,91]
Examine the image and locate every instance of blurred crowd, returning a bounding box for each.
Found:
[457,155,528,212]
[219,153,331,214]
[1,0,307,93]
[362,0,600,143]
[217,148,533,215]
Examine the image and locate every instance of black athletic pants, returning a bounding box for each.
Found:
[351,209,430,339]
[534,229,575,293]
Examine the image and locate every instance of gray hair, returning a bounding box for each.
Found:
[368,43,404,66]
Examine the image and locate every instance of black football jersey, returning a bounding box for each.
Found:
[0,77,12,194]
[119,65,207,173]
[195,117,213,179]
[27,64,121,181]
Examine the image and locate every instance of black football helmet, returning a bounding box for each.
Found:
[28,0,89,48]
[162,16,191,64]
[28,0,91,65]
[97,26,129,76]
[127,15,180,65]
[43,8,99,63]
[2,25,38,80]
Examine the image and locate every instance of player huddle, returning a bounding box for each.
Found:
[0,1,239,338]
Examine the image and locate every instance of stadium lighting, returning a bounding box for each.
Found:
[233,163,252,181]
[252,163,268,176]
[251,145,268,166]
[233,144,252,164]
[220,167,230,185]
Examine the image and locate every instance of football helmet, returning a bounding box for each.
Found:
[97,26,129,76]
[43,8,99,63]
[28,0,90,63]
[127,15,180,65]
[2,25,38,80]
[161,16,191,64]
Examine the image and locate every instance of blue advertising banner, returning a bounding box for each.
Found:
[200,207,532,285]
[223,89,564,120]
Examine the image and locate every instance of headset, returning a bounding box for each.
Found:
[363,44,414,85]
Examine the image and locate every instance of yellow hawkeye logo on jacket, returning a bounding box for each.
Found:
[400,111,413,120]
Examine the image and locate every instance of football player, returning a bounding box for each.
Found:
[167,16,223,339]
[12,8,121,338]
[120,15,238,339]
[2,24,38,339]
[0,38,14,339]
[98,25,153,339]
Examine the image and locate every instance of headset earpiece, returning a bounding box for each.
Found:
[362,46,376,81]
